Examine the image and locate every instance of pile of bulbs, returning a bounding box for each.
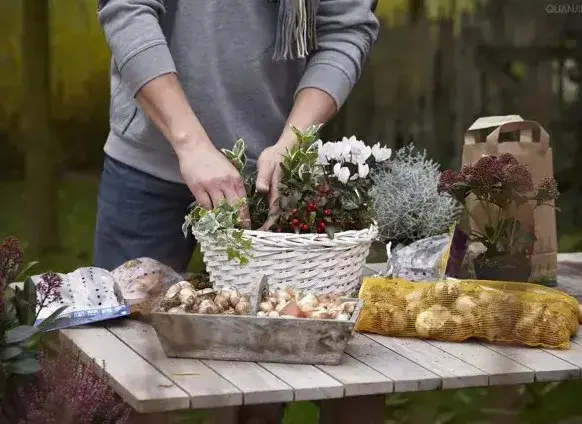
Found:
[157,281,357,321]
[159,281,251,315]
[257,288,355,320]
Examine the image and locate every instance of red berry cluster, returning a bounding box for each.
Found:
[275,201,335,234]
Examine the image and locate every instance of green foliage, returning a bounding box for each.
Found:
[183,124,384,264]
[439,155,560,261]
[183,198,253,265]
[1,238,66,398]
[471,218,537,259]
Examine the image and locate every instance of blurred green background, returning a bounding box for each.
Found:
[2,0,582,422]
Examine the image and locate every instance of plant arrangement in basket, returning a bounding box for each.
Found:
[182,125,391,264]
[437,154,559,281]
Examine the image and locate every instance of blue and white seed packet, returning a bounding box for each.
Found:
[32,267,130,332]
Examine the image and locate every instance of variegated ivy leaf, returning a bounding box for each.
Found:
[195,214,221,235]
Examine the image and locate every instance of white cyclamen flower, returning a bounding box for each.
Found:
[333,162,351,184]
[371,143,392,162]
[357,162,370,179]
[345,136,372,164]
[318,140,348,164]
[315,140,329,165]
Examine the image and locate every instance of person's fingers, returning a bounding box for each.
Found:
[190,186,212,210]
[206,186,226,209]
[233,175,247,200]
[232,176,251,228]
[240,203,251,229]
[269,166,283,213]
[259,216,277,231]
[220,186,250,229]
[259,167,282,231]
[256,160,275,193]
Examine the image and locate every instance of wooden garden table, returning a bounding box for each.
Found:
[60,254,582,424]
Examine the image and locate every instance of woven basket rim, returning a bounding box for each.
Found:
[240,224,378,240]
[194,224,378,246]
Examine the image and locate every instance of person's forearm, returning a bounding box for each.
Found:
[136,73,212,155]
[277,87,337,148]
[98,0,212,156]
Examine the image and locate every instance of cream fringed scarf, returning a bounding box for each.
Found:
[98,0,320,61]
[270,0,320,61]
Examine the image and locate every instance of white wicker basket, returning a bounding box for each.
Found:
[196,225,378,295]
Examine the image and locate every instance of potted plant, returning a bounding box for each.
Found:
[371,144,461,247]
[182,125,391,295]
[368,144,462,279]
[437,154,559,282]
[0,236,66,421]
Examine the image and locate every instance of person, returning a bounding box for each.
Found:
[94,0,379,274]
[95,3,378,421]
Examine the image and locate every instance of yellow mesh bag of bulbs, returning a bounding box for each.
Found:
[355,277,580,349]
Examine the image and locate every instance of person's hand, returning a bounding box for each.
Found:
[256,142,292,230]
[178,141,250,227]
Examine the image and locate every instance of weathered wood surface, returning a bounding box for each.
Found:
[150,300,361,365]
[556,253,582,301]
[63,322,582,412]
[59,253,582,414]
[60,327,190,413]
[366,333,489,389]
[106,320,243,409]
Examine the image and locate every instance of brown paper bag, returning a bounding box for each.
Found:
[462,116,557,285]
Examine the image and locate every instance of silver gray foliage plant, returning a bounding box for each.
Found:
[371,144,461,244]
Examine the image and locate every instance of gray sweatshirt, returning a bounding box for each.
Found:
[98,0,379,183]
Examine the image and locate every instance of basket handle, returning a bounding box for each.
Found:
[484,121,550,154]
[250,275,269,314]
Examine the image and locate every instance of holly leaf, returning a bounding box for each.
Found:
[7,357,41,375]
[5,325,39,345]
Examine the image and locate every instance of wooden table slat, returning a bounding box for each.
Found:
[106,320,243,409]
[367,334,489,389]
[59,253,582,415]
[541,329,582,369]
[316,354,394,397]
[258,363,344,402]
[346,333,441,392]
[426,339,535,385]
[61,327,190,413]
[478,342,580,382]
[202,360,294,405]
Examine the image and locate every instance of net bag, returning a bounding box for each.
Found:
[356,277,579,349]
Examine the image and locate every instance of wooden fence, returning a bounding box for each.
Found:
[325,0,581,174]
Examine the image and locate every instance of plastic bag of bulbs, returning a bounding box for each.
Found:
[355,276,581,349]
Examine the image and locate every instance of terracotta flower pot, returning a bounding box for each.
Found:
[474,254,532,282]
